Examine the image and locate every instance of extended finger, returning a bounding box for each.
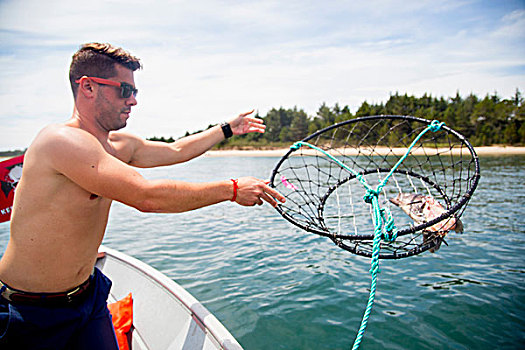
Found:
[248,119,265,126]
[239,110,255,117]
[248,124,266,133]
[244,116,264,123]
[261,184,286,204]
[260,192,277,207]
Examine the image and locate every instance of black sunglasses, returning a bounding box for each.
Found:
[75,76,138,98]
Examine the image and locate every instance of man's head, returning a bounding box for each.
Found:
[69,43,142,98]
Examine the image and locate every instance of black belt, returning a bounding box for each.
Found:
[0,274,93,306]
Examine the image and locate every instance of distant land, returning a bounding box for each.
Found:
[2,91,524,157]
[0,149,25,158]
[151,91,525,149]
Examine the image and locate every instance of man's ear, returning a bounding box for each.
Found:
[78,78,96,98]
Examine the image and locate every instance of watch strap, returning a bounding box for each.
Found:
[221,122,233,138]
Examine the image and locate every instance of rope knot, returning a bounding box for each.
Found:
[382,220,398,242]
[379,208,398,242]
[429,120,445,132]
[290,142,302,151]
[363,189,379,204]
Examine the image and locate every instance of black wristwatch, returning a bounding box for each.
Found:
[220,122,233,139]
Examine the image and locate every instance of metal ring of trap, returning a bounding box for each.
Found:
[270,115,480,259]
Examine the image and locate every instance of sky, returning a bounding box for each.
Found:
[0,0,524,151]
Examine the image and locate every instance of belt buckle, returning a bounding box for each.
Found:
[0,282,15,302]
[1,289,16,303]
[65,286,81,303]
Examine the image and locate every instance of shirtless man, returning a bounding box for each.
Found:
[0,43,285,349]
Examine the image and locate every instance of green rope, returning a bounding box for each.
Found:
[290,119,445,349]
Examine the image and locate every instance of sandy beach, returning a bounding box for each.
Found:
[204,146,525,157]
[1,146,524,162]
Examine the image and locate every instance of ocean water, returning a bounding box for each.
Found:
[0,155,523,349]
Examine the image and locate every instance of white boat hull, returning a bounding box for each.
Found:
[96,246,243,350]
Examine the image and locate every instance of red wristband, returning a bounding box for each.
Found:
[230,179,239,202]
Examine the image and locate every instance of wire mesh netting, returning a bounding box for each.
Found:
[270,115,480,259]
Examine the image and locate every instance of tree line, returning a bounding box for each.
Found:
[156,90,524,148]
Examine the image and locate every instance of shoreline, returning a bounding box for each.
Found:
[2,146,524,161]
[204,146,525,157]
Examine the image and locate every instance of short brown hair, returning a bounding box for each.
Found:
[69,43,142,97]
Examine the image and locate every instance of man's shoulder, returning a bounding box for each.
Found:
[34,125,97,151]
[109,131,142,143]
[109,131,145,163]
[39,124,93,139]
[27,125,101,168]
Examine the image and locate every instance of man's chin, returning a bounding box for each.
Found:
[109,121,127,132]
[117,114,129,129]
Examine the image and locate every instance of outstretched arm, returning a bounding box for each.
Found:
[113,110,265,168]
[45,125,284,212]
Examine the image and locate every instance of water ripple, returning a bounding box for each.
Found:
[1,155,524,349]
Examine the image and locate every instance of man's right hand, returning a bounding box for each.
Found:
[234,177,286,207]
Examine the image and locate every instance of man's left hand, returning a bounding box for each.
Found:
[229,110,266,135]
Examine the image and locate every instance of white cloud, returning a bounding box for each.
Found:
[0,0,523,150]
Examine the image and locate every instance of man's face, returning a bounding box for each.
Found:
[94,64,137,132]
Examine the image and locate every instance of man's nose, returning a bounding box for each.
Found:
[126,94,137,106]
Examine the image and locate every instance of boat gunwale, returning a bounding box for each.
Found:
[98,245,243,350]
